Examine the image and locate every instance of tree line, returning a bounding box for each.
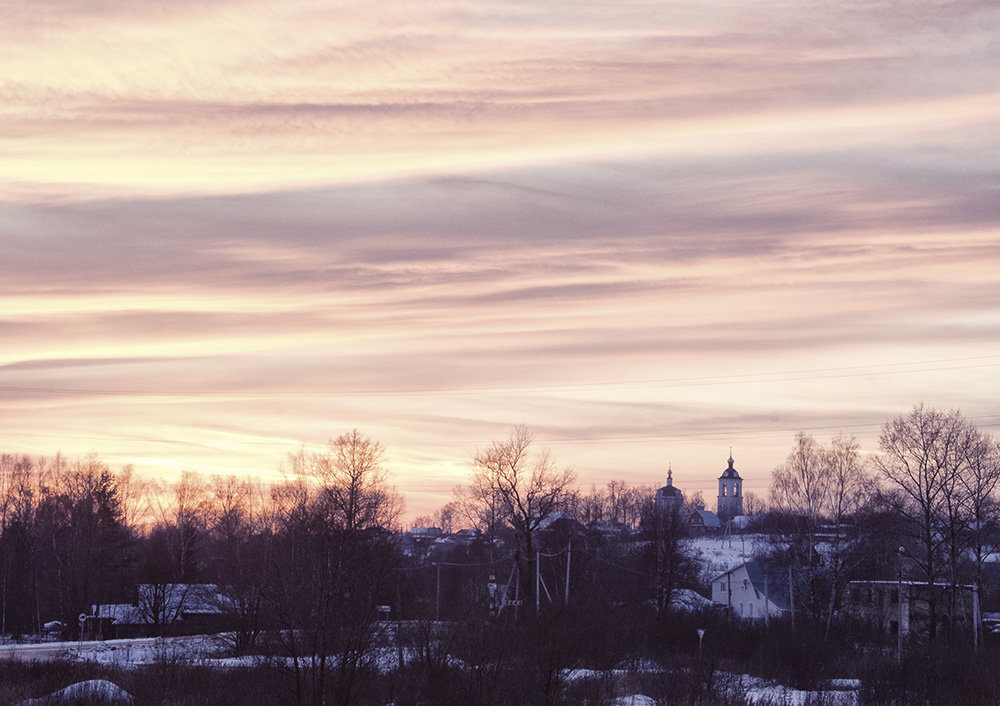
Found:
[2,404,999,704]
[766,404,1000,640]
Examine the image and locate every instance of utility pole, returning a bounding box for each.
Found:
[396,572,404,670]
[974,584,981,653]
[435,563,441,621]
[789,566,795,631]
[565,539,572,608]
[514,564,520,621]
[763,569,769,628]
[727,572,732,622]
[536,551,541,617]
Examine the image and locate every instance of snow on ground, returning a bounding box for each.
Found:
[610,696,657,706]
[561,660,666,684]
[65,636,221,666]
[669,588,713,611]
[5,630,863,706]
[18,679,134,705]
[719,673,860,706]
[563,667,860,705]
[58,638,440,676]
[685,535,766,579]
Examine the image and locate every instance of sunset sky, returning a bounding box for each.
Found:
[2,0,999,521]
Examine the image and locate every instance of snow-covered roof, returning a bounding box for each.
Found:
[728,515,753,529]
[690,509,721,528]
[141,584,227,615]
[408,526,443,537]
[94,584,230,625]
[92,604,145,625]
[588,519,631,535]
[536,511,579,532]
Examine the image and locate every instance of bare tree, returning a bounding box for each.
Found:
[772,432,830,525]
[205,474,270,655]
[742,491,766,516]
[959,431,1000,589]
[268,430,402,706]
[873,404,979,639]
[768,432,872,629]
[822,434,871,636]
[769,432,830,620]
[454,467,504,545]
[640,497,697,611]
[463,426,576,603]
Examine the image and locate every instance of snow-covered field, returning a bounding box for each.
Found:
[685,534,768,579]
[563,668,860,706]
[0,635,222,666]
[0,634,437,676]
[723,674,860,706]
[1,631,863,705]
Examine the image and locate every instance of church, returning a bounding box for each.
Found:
[716,452,744,524]
[653,466,684,513]
[652,452,745,531]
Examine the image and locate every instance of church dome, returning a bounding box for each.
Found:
[656,484,682,498]
[720,454,741,479]
[655,467,683,502]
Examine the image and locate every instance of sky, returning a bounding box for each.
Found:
[2,0,999,522]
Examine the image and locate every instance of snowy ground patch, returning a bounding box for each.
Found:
[686,535,766,579]
[64,636,221,666]
[17,679,134,705]
[610,696,657,706]
[719,673,860,705]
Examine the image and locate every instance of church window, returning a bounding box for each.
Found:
[722,484,728,497]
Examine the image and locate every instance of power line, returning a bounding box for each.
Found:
[578,548,657,580]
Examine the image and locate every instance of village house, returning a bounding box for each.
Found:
[843,580,982,641]
[710,561,794,620]
[91,584,232,638]
[688,500,721,535]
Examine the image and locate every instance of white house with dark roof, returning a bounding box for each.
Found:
[710,561,794,620]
